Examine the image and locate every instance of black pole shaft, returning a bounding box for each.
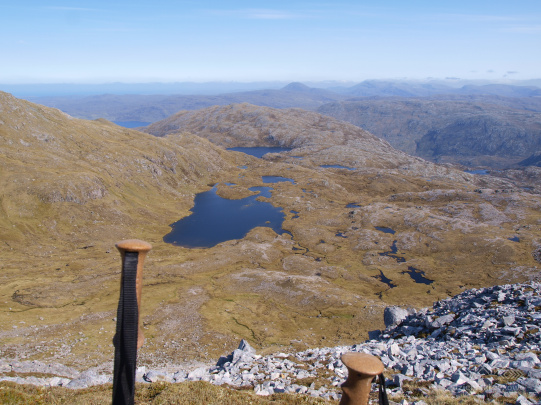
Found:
[112,251,140,405]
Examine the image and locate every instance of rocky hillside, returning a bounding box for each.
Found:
[0,91,242,251]
[0,91,254,369]
[519,151,541,167]
[317,96,541,168]
[142,102,469,175]
[1,92,541,383]
[3,282,540,404]
[143,102,377,148]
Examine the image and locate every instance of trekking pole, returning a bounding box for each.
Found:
[112,239,152,405]
[339,352,386,405]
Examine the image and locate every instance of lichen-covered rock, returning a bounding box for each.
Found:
[384,306,410,328]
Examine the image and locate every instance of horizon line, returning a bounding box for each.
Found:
[2,77,541,86]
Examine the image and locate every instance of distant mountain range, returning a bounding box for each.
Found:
[25,80,541,122]
[17,80,541,168]
[3,78,541,97]
[27,82,348,123]
[332,80,541,98]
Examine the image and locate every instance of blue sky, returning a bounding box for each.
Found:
[1,0,540,83]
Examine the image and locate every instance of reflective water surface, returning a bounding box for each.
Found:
[320,164,355,171]
[227,147,293,158]
[262,176,296,184]
[375,226,396,235]
[402,266,434,285]
[164,185,286,248]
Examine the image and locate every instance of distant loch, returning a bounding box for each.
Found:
[227,147,293,158]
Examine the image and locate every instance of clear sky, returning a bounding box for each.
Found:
[1,0,540,83]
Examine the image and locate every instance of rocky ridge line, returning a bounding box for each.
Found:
[1,282,540,404]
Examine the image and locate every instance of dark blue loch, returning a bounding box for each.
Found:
[164,185,286,248]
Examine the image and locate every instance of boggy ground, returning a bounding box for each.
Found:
[2,153,540,373]
[1,94,540,375]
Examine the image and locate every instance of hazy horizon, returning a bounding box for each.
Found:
[3,77,541,98]
[1,1,540,85]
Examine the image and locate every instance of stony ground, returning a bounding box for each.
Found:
[1,282,540,404]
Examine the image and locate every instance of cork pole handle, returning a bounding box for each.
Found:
[116,239,152,349]
[339,352,384,405]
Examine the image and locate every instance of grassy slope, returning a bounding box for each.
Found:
[1,93,540,373]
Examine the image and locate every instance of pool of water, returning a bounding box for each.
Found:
[163,184,286,248]
[320,164,356,171]
[379,241,406,263]
[374,270,396,289]
[402,266,434,285]
[262,176,296,184]
[375,226,396,235]
[508,236,520,242]
[227,147,293,158]
[346,203,361,208]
